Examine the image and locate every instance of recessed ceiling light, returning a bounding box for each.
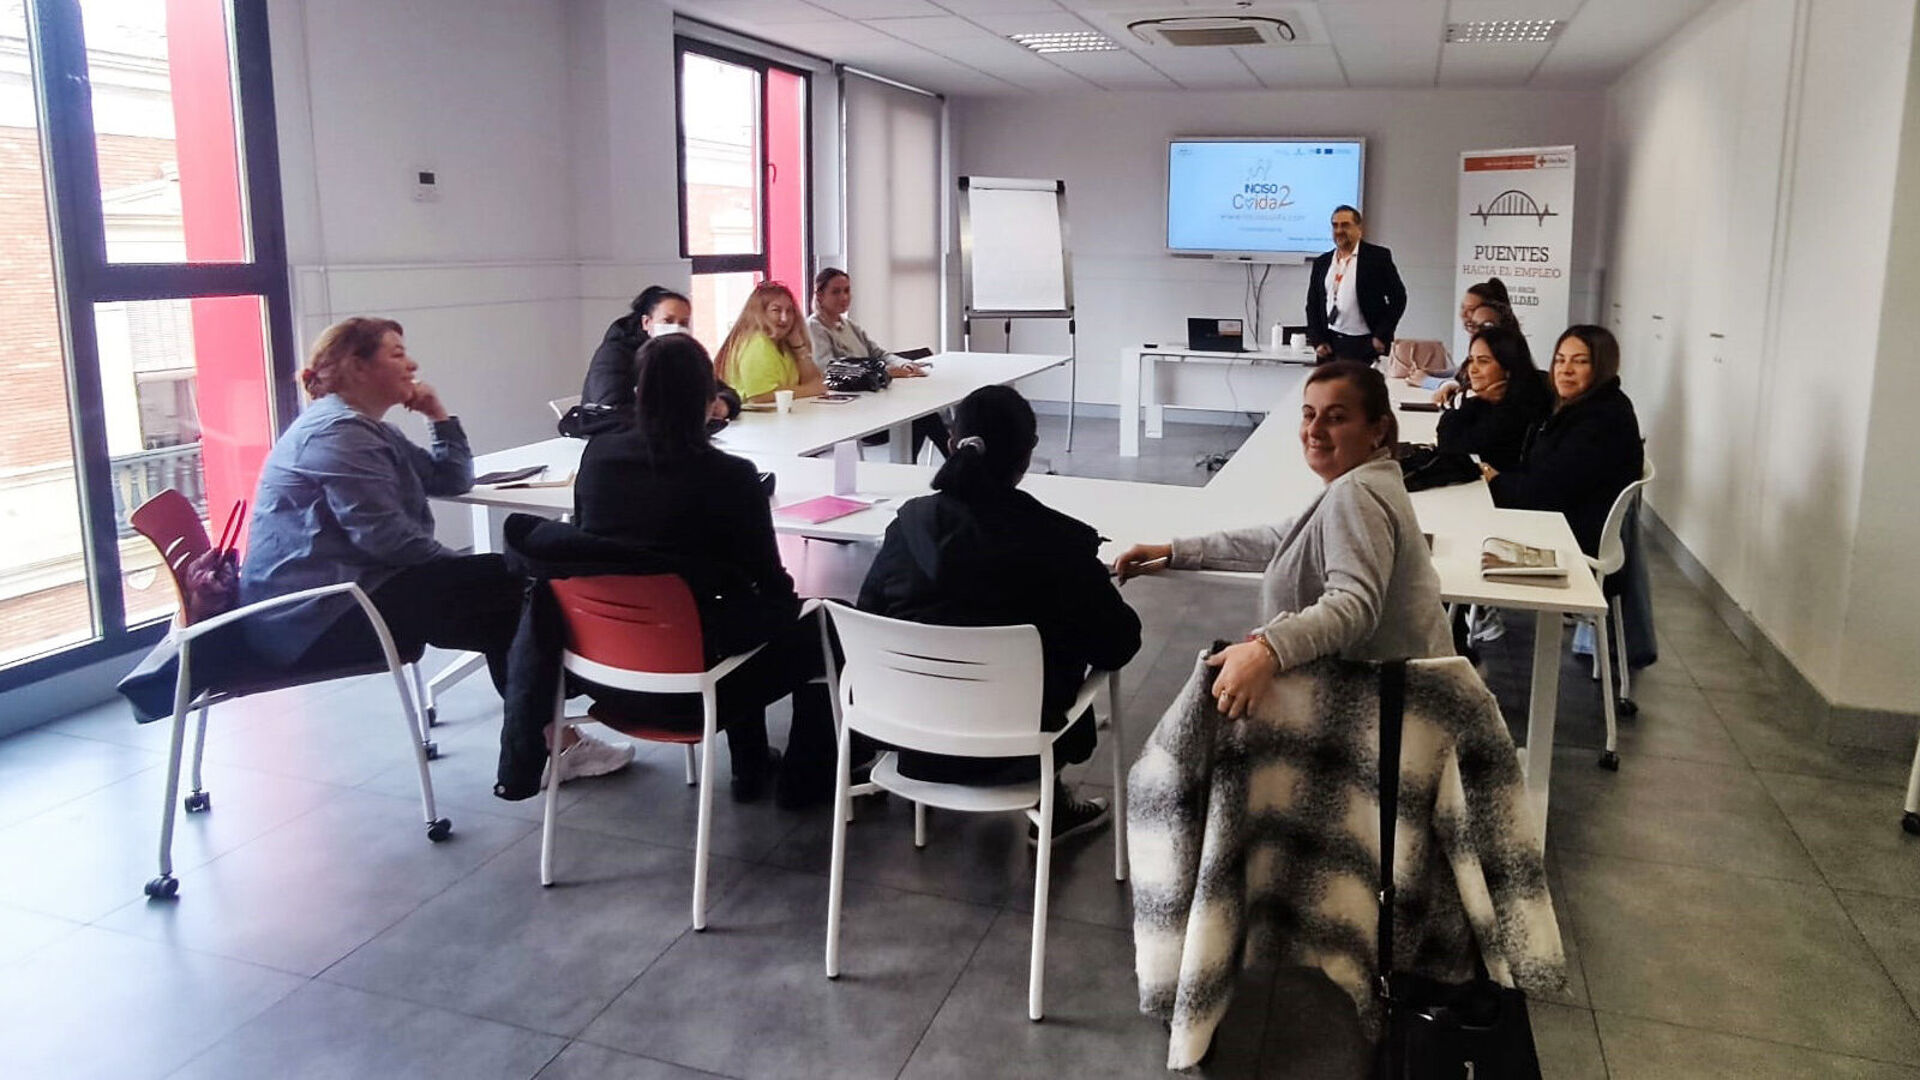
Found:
[1445,20,1563,44]
[1009,30,1121,54]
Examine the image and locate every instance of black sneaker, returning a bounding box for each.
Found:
[1026,784,1111,846]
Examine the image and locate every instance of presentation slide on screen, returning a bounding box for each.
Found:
[1167,141,1363,255]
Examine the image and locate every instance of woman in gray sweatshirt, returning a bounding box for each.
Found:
[1113,361,1452,720]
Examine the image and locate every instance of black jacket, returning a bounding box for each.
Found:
[1305,240,1407,348]
[1488,377,1643,555]
[857,487,1142,727]
[494,512,776,800]
[1435,381,1552,472]
[581,313,646,409]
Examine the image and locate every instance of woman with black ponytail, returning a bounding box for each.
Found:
[856,385,1142,843]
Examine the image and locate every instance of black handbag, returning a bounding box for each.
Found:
[823,357,891,393]
[1396,445,1482,492]
[1374,660,1542,1080]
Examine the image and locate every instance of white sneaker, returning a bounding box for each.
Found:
[543,731,635,788]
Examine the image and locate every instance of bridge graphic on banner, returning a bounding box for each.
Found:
[1471,189,1559,225]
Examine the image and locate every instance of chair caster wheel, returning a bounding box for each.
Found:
[424,741,440,761]
[144,875,179,900]
[1903,812,1920,836]
[1598,751,1620,771]
[1617,698,1639,717]
[426,818,452,842]
[184,791,211,813]
[425,706,439,727]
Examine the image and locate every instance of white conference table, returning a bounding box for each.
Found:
[445,367,1603,844]
[1118,341,1317,457]
[713,351,1067,462]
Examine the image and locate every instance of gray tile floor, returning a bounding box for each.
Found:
[2,417,1917,1079]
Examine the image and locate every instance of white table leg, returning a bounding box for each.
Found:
[1120,348,1142,457]
[888,421,913,464]
[1524,610,1563,849]
[1145,355,1165,441]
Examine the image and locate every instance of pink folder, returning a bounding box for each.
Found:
[775,495,872,524]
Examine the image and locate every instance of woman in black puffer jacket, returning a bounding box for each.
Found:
[1485,324,1643,555]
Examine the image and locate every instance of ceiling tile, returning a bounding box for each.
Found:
[1040,47,1178,89]
[968,9,1104,34]
[667,0,843,23]
[752,19,895,51]
[1233,45,1349,88]
[927,0,1065,12]
[868,15,1001,40]
[809,0,947,17]
[1445,0,1582,20]
[1530,0,1713,86]
[1134,47,1264,90]
[1322,0,1443,87]
[1436,41,1551,86]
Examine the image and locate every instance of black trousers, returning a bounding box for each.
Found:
[860,412,951,460]
[1321,331,1381,363]
[293,554,523,693]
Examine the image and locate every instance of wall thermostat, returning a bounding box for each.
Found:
[413,168,439,202]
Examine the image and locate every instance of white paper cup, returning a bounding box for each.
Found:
[774,389,794,413]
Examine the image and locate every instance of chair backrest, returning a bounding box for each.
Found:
[548,394,581,419]
[550,574,706,675]
[824,602,1050,759]
[1595,458,1657,578]
[129,488,211,623]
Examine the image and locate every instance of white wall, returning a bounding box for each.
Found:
[1603,0,1919,714]
[269,0,589,554]
[948,89,1608,410]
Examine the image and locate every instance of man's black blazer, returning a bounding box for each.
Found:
[1304,240,1408,349]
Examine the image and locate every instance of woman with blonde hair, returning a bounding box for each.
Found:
[714,281,825,403]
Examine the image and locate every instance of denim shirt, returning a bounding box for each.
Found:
[238,394,474,664]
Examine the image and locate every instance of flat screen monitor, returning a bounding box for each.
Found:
[1166,138,1366,259]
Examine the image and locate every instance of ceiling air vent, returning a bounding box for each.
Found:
[1129,16,1296,48]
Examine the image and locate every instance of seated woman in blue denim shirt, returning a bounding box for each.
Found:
[241,317,631,782]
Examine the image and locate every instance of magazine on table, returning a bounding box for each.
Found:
[1480,537,1568,582]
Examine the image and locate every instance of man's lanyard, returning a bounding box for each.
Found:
[1329,250,1355,317]
[1328,253,1359,315]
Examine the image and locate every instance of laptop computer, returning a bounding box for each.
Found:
[1187,317,1250,353]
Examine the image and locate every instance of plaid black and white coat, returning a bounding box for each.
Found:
[1128,653,1566,1070]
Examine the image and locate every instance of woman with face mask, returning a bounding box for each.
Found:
[715,282,825,403]
[1434,324,1551,471]
[582,286,691,410]
[1113,362,1452,721]
[1482,325,1643,555]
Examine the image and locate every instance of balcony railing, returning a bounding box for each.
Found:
[110,442,204,536]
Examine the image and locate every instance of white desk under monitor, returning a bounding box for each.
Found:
[1118,341,1317,457]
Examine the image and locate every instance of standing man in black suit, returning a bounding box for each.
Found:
[1305,205,1407,363]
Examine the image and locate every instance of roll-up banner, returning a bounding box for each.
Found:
[1455,146,1575,366]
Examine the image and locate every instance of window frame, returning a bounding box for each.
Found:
[674,35,812,282]
[2,0,295,691]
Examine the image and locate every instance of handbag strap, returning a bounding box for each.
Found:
[1375,659,1408,1000]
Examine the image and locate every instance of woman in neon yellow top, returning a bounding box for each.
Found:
[715,282,826,402]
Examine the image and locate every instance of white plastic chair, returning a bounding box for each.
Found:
[128,490,446,901]
[1904,740,1920,835]
[541,575,832,932]
[1587,459,1656,771]
[820,602,1126,1022]
[548,395,581,419]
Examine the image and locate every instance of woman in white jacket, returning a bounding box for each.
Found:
[1113,360,1452,719]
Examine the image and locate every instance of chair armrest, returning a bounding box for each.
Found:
[174,582,376,643]
[707,640,771,683]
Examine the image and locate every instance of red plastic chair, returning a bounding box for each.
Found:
[127,489,448,901]
[541,574,830,930]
